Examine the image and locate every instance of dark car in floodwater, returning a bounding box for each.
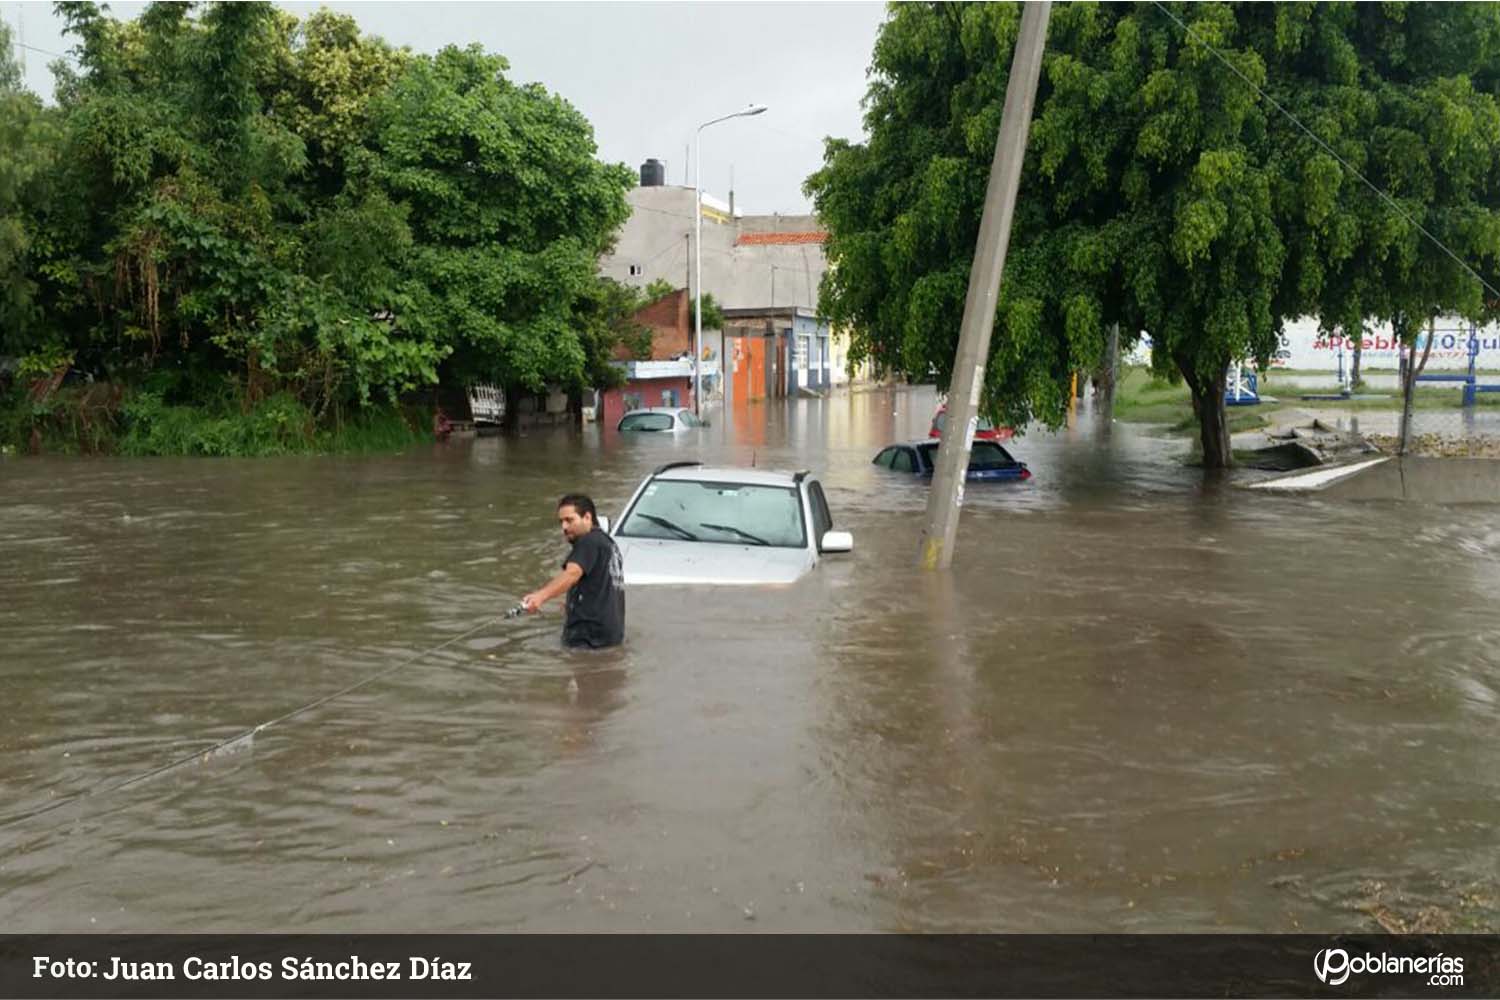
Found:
[873,440,1031,482]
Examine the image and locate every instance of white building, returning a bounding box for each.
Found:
[599,164,869,392]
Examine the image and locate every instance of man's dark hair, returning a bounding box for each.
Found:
[557,494,596,524]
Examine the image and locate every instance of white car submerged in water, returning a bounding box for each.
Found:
[606,461,853,585]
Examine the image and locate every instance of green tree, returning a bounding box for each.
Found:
[1253,3,1500,446]
[359,44,633,404]
[263,9,410,196]
[642,278,724,331]
[0,17,57,359]
[15,3,632,441]
[808,2,1500,469]
[575,276,653,390]
[807,3,1282,467]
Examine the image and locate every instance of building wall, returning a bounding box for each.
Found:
[599,186,829,312]
[601,376,694,428]
[621,288,692,361]
[788,313,832,392]
[600,187,738,300]
[723,309,832,398]
[601,184,863,399]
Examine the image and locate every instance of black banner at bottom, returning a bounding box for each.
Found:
[0,934,1495,998]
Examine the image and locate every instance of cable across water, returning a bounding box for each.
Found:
[0,608,526,832]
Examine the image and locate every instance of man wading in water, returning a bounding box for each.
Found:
[521,494,625,648]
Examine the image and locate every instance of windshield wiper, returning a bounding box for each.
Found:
[636,513,699,541]
[699,522,770,546]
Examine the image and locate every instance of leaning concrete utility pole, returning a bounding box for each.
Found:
[919,1,1052,571]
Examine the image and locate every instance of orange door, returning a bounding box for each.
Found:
[731,337,769,403]
[731,337,749,405]
[748,338,766,401]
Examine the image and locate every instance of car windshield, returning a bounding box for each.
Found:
[917,441,1016,470]
[932,411,996,432]
[619,412,674,432]
[619,480,806,548]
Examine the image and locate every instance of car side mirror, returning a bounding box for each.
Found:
[597,515,611,533]
[820,530,853,553]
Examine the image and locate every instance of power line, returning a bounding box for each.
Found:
[0,616,502,832]
[1151,0,1500,304]
[17,41,74,62]
[642,234,688,264]
[629,203,695,222]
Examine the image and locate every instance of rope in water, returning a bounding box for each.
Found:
[0,609,525,832]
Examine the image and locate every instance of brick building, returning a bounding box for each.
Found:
[599,288,720,428]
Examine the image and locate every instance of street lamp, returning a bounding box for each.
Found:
[695,103,767,415]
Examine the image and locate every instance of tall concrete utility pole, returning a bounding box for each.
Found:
[919,1,1051,571]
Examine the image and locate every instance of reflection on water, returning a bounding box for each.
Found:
[3,386,1500,932]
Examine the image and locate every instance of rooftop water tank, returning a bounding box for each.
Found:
[640,158,665,187]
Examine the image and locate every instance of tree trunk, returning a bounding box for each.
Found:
[1397,316,1435,456]
[1190,369,1232,469]
[1094,322,1120,435]
[502,384,521,434]
[568,388,584,430]
[1350,330,1363,389]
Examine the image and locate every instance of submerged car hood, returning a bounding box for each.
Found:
[613,536,814,585]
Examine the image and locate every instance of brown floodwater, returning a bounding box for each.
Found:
[3,386,1499,932]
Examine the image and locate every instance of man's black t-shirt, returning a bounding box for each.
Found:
[562,528,625,648]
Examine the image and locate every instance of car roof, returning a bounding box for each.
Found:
[621,407,686,416]
[651,464,806,487]
[900,438,1005,447]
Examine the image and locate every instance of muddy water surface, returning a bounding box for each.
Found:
[4,387,1499,932]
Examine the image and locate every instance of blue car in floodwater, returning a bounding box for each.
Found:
[873,440,1032,482]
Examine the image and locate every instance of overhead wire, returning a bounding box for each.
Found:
[0,615,506,832]
[17,41,73,62]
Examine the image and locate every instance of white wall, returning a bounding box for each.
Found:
[598,186,828,311]
[1124,317,1500,371]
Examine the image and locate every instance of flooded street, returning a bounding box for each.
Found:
[4,385,1500,933]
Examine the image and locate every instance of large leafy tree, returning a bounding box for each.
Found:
[0,17,57,358]
[808,2,1500,468]
[357,44,632,404]
[1255,4,1500,446]
[17,2,633,423]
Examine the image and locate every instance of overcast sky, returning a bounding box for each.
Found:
[5,1,887,213]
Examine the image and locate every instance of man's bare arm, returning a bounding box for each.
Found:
[521,562,584,612]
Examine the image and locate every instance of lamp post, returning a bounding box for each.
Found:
[695,103,767,415]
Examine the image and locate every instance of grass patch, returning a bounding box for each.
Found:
[1,383,431,456]
[1113,367,1193,426]
[315,405,431,454]
[1168,409,1270,436]
[1113,365,1500,440]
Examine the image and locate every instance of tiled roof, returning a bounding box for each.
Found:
[734,231,829,246]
